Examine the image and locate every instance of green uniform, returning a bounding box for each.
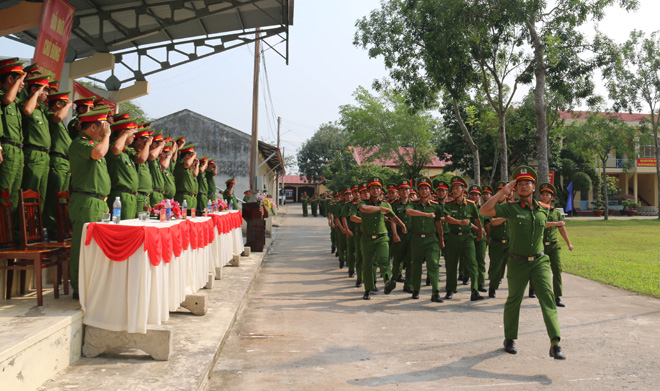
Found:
[206,171,216,201]
[341,201,357,272]
[311,196,318,217]
[174,160,197,211]
[67,117,79,140]
[69,133,111,294]
[22,103,51,210]
[149,159,166,208]
[107,147,139,219]
[223,189,238,210]
[390,198,413,288]
[0,89,24,219]
[487,214,510,291]
[197,169,209,213]
[129,149,153,211]
[162,162,176,199]
[43,113,72,237]
[409,199,444,293]
[443,198,480,294]
[319,196,326,217]
[336,201,350,267]
[301,195,309,216]
[347,200,363,283]
[474,211,489,287]
[495,199,560,342]
[359,198,394,292]
[543,207,565,298]
[329,201,337,252]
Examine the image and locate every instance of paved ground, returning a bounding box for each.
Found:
[208,205,660,391]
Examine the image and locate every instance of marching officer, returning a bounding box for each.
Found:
[390,179,413,291]
[405,177,444,302]
[348,184,368,287]
[341,186,360,276]
[443,176,484,301]
[468,185,489,293]
[480,166,565,359]
[334,188,352,269]
[486,181,511,298]
[68,109,112,299]
[106,118,139,219]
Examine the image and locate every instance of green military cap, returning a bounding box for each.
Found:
[78,109,110,123]
[111,118,138,132]
[450,175,467,188]
[351,184,359,192]
[25,74,50,86]
[0,62,25,76]
[435,179,449,190]
[539,182,556,194]
[23,62,40,73]
[416,176,432,189]
[512,165,537,184]
[343,187,352,194]
[93,104,112,114]
[73,96,95,106]
[180,143,196,153]
[367,177,383,188]
[495,181,507,190]
[48,80,59,91]
[398,179,412,189]
[175,135,185,142]
[386,183,398,191]
[410,187,418,194]
[152,129,164,141]
[468,184,481,194]
[225,176,235,185]
[359,183,368,192]
[113,112,130,121]
[199,155,208,162]
[482,185,493,194]
[0,57,19,67]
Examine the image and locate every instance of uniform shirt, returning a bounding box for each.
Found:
[148,159,165,193]
[223,189,238,210]
[358,198,394,236]
[346,201,360,231]
[197,170,209,196]
[205,171,215,200]
[48,112,72,157]
[475,210,489,242]
[487,212,510,241]
[162,166,176,199]
[175,160,196,195]
[127,148,153,194]
[444,198,480,234]
[391,198,413,236]
[0,89,23,142]
[67,117,79,140]
[494,199,550,257]
[543,207,564,244]
[338,201,352,225]
[23,103,51,148]
[410,199,443,236]
[107,147,139,192]
[68,133,111,196]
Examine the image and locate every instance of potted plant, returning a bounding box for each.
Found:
[592,199,605,216]
[622,199,638,216]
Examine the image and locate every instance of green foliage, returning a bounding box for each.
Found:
[339,87,441,180]
[321,149,396,192]
[622,199,639,210]
[297,122,345,183]
[606,175,621,195]
[571,171,592,194]
[560,158,578,178]
[118,101,151,124]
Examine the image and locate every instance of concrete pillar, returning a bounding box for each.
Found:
[654,174,659,207]
[624,173,629,196]
[634,172,638,204]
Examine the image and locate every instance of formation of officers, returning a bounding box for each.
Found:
[0,60,240,300]
[316,166,573,359]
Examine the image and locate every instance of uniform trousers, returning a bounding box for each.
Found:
[301,201,308,216]
[150,191,164,209]
[504,254,560,341]
[354,231,363,282]
[0,144,24,218]
[22,148,49,211]
[337,230,347,264]
[410,235,440,292]
[361,235,391,292]
[43,156,70,237]
[346,233,356,273]
[475,239,487,286]
[444,232,478,293]
[545,244,563,297]
[390,233,411,287]
[488,239,509,290]
[311,203,318,216]
[69,193,106,294]
[198,194,208,214]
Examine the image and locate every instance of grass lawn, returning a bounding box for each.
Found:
[562,219,660,298]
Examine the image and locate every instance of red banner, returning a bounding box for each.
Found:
[73,81,117,113]
[32,0,75,83]
[637,158,657,167]
[549,170,554,185]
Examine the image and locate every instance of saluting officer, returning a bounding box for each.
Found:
[480,166,565,359]
[390,179,413,291]
[67,96,95,140]
[69,110,112,299]
[149,131,167,207]
[106,118,139,219]
[359,177,406,300]
[129,124,155,211]
[405,177,445,302]
[468,185,489,293]
[538,182,574,308]
[443,176,484,301]
[160,141,177,200]
[196,155,210,210]
[223,177,238,210]
[174,143,199,212]
[206,158,218,202]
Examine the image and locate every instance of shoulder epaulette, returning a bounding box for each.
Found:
[429,200,438,204]
[538,201,551,209]
[467,199,476,204]
[507,200,519,203]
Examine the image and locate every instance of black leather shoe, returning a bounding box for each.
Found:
[403,285,413,293]
[488,288,496,298]
[425,277,431,286]
[355,280,362,288]
[478,285,487,293]
[384,280,396,295]
[555,297,565,307]
[363,291,371,300]
[503,339,517,354]
[412,290,420,299]
[348,271,355,278]
[444,291,453,300]
[458,274,464,281]
[431,293,444,303]
[331,246,335,254]
[339,259,345,269]
[471,291,484,301]
[396,275,405,283]
[529,288,536,298]
[72,292,80,300]
[335,252,339,257]
[549,345,566,360]
[462,278,469,285]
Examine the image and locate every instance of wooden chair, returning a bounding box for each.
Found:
[53,190,72,294]
[0,189,65,306]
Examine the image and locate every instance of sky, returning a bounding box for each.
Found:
[2,0,660,173]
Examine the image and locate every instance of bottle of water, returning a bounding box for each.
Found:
[112,197,121,224]
[207,199,213,215]
[182,199,188,219]
[42,228,49,242]
[164,199,172,221]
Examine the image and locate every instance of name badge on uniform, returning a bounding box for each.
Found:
[517,214,527,220]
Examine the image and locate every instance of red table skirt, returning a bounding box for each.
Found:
[85,211,243,266]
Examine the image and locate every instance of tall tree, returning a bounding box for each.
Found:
[597,29,660,218]
[296,122,345,183]
[339,87,440,180]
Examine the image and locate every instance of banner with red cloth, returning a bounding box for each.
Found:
[32,0,75,82]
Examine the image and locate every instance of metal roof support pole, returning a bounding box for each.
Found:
[249,28,261,196]
[257,151,277,169]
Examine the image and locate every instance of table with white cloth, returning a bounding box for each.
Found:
[79,210,243,334]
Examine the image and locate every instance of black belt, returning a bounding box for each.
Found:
[138,191,151,197]
[509,252,545,262]
[1,138,23,148]
[413,233,436,238]
[362,233,388,240]
[544,241,558,246]
[153,188,165,194]
[25,144,50,153]
[177,191,196,197]
[73,190,107,201]
[113,187,137,196]
[50,152,68,159]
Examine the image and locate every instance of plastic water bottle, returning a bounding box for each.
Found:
[164,199,172,221]
[207,199,213,214]
[112,197,121,224]
[42,228,49,242]
[182,199,188,219]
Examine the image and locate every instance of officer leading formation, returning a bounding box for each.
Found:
[323,165,574,360]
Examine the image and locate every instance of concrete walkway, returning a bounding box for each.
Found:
[208,205,660,390]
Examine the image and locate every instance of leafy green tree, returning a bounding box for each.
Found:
[339,87,441,180]
[296,122,345,183]
[118,101,151,123]
[597,29,660,218]
[321,149,397,192]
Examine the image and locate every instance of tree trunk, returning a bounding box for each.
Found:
[526,18,549,183]
[654,126,660,219]
[602,162,609,221]
[498,113,508,180]
[490,142,499,185]
[453,102,480,184]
